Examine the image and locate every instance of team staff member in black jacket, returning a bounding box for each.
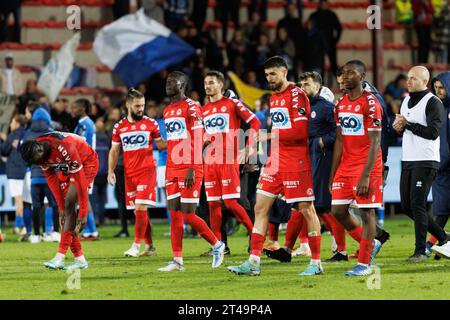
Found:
[393,66,450,262]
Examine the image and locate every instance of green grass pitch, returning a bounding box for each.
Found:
[0,216,449,300]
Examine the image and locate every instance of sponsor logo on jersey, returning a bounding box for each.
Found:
[203,113,230,134]
[221,106,227,112]
[270,107,292,129]
[176,109,182,116]
[338,112,364,136]
[281,99,285,106]
[140,124,146,130]
[120,131,150,151]
[355,105,361,112]
[164,117,188,140]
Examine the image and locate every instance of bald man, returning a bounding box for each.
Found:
[393,66,450,262]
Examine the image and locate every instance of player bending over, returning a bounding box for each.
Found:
[20,132,98,270]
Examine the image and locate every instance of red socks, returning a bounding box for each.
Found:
[183,212,217,246]
[429,235,437,245]
[348,226,362,243]
[250,232,265,257]
[58,231,73,255]
[208,201,222,240]
[134,210,149,244]
[268,223,279,242]
[170,211,183,257]
[327,213,347,252]
[70,235,83,258]
[284,209,303,249]
[359,238,373,265]
[308,235,322,260]
[223,199,253,234]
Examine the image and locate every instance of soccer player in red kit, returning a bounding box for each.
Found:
[228,56,323,276]
[158,71,225,272]
[108,88,167,257]
[20,132,98,270]
[202,71,259,247]
[329,60,383,276]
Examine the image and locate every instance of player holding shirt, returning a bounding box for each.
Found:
[20,132,98,270]
[71,98,100,240]
[329,60,383,276]
[228,56,323,276]
[108,88,167,257]
[202,71,259,245]
[158,71,225,272]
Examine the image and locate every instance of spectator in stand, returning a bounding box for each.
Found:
[98,94,114,119]
[248,0,268,22]
[302,17,327,78]
[243,12,264,47]
[246,71,262,89]
[254,93,270,130]
[384,74,409,146]
[51,98,76,132]
[191,0,208,32]
[227,30,249,77]
[0,0,21,43]
[255,34,273,82]
[272,27,296,77]
[0,114,28,237]
[0,53,24,96]
[198,31,224,71]
[18,79,41,115]
[286,0,304,24]
[412,0,434,63]
[309,0,342,76]
[216,0,241,43]
[92,117,109,226]
[166,0,189,31]
[277,3,305,80]
[431,1,450,64]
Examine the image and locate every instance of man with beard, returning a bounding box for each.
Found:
[108,88,167,257]
[228,56,323,276]
[158,71,225,272]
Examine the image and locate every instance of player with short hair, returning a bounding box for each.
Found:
[228,56,324,276]
[158,71,225,272]
[202,70,259,247]
[20,132,98,270]
[108,88,166,257]
[71,98,100,240]
[329,60,383,276]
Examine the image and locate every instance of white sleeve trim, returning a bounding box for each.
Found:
[111,141,121,145]
[245,114,256,123]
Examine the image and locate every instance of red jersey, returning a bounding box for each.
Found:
[163,97,204,177]
[267,84,311,172]
[202,96,259,164]
[334,91,383,177]
[111,116,161,176]
[37,132,98,218]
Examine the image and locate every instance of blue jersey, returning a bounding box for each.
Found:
[74,116,96,149]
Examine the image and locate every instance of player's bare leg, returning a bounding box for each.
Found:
[228,193,275,275]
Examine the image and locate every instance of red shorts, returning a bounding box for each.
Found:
[331,174,383,209]
[204,164,241,201]
[166,175,203,204]
[60,162,98,196]
[256,169,315,204]
[124,169,157,209]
